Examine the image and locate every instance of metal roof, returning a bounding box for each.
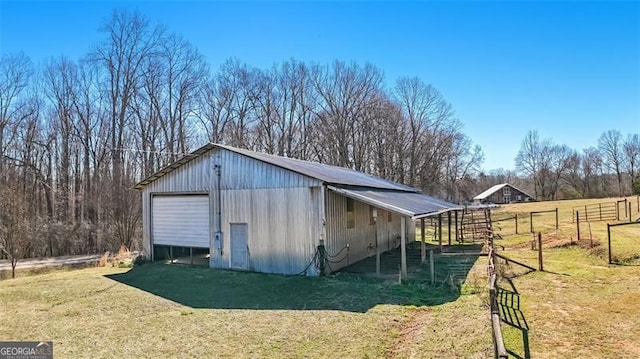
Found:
[473,183,534,200]
[328,186,463,220]
[136,143,417,192]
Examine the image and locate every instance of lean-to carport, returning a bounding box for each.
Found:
[328,186,463,281]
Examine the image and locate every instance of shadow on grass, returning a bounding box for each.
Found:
[497,281,531,359]
[105,244,481,313]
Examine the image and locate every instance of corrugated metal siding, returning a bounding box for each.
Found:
[324,191,403,272]
[141,147,323,274]
[209,187,320,275]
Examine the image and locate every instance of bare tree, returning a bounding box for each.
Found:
[0,53,32,176]
[516,130,543,198]
[89,9,165,249]
[310,61,383,169]
[44,56,79,222]
[393,77,461,192]
[598,129,625,195]
[443,134,484,202]
[516,131,571,200]
[623,133,640,193]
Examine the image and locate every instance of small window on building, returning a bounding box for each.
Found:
[346,198,355,229]
[369,206,377,225]
[516,194,522,201]
[503,187,511,195]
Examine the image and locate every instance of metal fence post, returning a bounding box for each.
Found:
[538,232,543,271]
[607,224,612,264]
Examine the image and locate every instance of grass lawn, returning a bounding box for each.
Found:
[2,196,638,358]
[0,262,492,358]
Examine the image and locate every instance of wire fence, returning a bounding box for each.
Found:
[607,220,640,264]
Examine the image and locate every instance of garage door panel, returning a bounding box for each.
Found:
[152,195,210,248]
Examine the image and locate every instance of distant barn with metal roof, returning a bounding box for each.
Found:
[473,183,535,204]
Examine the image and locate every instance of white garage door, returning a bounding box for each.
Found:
[152,195,210,248]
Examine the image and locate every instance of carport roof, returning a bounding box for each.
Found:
[328,186,463,220]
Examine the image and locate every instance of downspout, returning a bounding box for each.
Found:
[214,164,223,255]
[319,184,328,276]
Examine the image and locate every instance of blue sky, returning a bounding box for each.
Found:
[1,1,638,171]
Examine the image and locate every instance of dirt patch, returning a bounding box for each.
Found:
[384,309,432,358]
[552,238,601,250]
[507,232,574,250]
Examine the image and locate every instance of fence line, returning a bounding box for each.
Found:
[486,209,508,359]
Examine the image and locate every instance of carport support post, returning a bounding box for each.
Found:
[420,218,426,264]
[429,250,435,285]
[376,217,380,277]
[438,213,443,252]
[447,211,452,246]
[400,216,407,282]
[454,211,459,241]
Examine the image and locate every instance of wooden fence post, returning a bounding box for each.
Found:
[585,205,588,221]
[530,212,533,233]
[625,199,628,218]
[515,214,518,234]
[629,202,632,223]
[555,208,559,230]
[576,212,581,241]
[599,203,602,221]
[538,232,543,271]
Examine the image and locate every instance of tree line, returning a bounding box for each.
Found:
[513,129,639,201]
[0,9,483,267]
